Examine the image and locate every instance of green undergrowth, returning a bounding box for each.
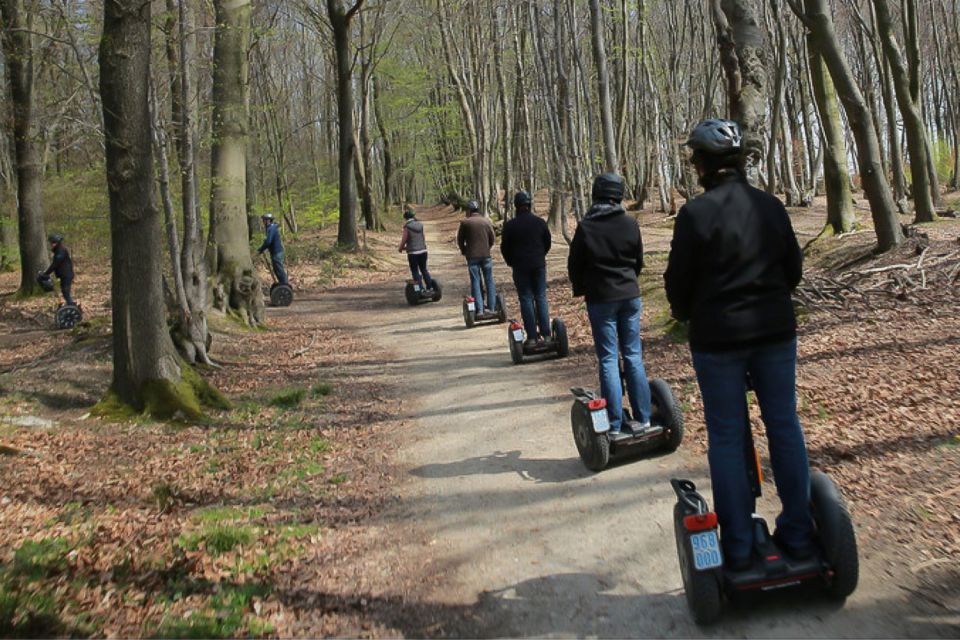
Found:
[91,363,229,423]
[639,253,688,343]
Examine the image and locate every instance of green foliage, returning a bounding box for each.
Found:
[150,582,272,639]
[178,525,256,556]
[931,135,954,184]
[152,482,179,512]
[308,437,330,454]
[267,387,306,409]
[310,382,333,398]
[13,538,71,579]
[191,505,267,525]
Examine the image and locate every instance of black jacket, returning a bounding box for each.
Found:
[567,203,644,303]
[663,173,802,352]
[44,244,74,280]
[500,209,551,271]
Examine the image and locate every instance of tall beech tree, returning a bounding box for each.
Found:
[0,0,46,294]
[99,0,222,418]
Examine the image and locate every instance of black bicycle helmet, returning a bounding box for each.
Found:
[48,233,63,244]
[36,272,54,292]
[591,173,625,203]
[465,200,480,213]
[403,209,415,220]
[513,191,532,209]
[685,119,743,155]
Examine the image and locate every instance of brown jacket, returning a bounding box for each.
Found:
[456,215,495,260]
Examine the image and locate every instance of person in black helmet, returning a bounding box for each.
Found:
[40,233,76,306]
[456,200,497,313]
[257,213,288,286]
[500,191,552,347]
[568,173,652,435]
[664,118,812,571]
[398,208,435,290]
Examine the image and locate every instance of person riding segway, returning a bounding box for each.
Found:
[567,174,682,470]
[500,191,567,363]
[457,199,505,327]
[665,119,857,623]
[399,208,441,305]
[257,213,293,307]
[38,233,82,329]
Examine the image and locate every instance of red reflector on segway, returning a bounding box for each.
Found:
[766,554,781,561]
[510,321,522,330]
[683,512,718,531]
[466,297,475,302]
[587,398,607,411]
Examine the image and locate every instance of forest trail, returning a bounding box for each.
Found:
[311,206,952,638]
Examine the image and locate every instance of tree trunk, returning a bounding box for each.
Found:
[589,0,619,173]
[808,42,856,234]
[372,76,393,210]
[327,0,363,246]
[789,0,903,252]
[0,0,47,295]
[871,0,935,223]
[99,0,222,418]
[208,0,263,325]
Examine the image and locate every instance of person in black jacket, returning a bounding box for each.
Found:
[568,173,652,434]
[664,119,814,571]
[40,233,76,306]
[257,213,288,286]
[501,192,552,346]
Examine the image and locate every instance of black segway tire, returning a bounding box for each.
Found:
[431,280,442,302]
[553,318,569,358]
[270,283,294,307]
[508,326,523,365]
[650,378,684,452]
[810,470,859,600]
[674,502,724,625]
[55,305,83,330]
[571,400,609,471]
[462,299,476,328]
[404,283,418,306]
[496,293,507,323]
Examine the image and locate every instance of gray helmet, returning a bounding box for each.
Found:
[465,200,480,213]
[591,173,625,202]
[48,233,63,244]
[685,119,743,155]
[261,213,274,221]
[403,209,415,220]
[513,191,532,208]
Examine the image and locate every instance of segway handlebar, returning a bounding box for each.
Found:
[670,478,711,515]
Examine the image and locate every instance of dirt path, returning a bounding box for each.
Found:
[315,207,954,638]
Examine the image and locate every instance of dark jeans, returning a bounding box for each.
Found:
[467,257,496,312]
[407,252,434,288]
[691,338,814,563]
[586,297,652,431]
[60,277,75,306]
[271,252,288,285]
[513,267,550,339]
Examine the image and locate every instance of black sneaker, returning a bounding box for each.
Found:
[773,530,817,561]
[727,555,753,572]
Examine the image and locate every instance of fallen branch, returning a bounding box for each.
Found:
[292,332,318,359]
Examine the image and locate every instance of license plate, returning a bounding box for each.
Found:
[413,284,421,292]
[467,301,476,311]
[512,329,524,342]
[690,530,723,571]
[590,409,610,433]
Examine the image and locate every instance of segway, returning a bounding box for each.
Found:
[507,318,568,364]
[462,292,506,328]
[570,370,683,471]
[37,273,83,330]
[404,279,442,306]
[262,255,293,307]
[669,388,859,625]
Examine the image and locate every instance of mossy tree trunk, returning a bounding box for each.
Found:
[208,0,263,326]
[0,0,47,295]
[99,0,222,419]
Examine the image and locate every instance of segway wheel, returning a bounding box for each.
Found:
[55,304,83,330]
[431,279,442,302]
[673,502,723,625]
[552,318,569,358]
[462,299,476,328]
[404,283,418,306]
[810,470,859,600]
[496,293,507,323]
[508,326,524,365]
[571,400,610,471]
[270,283,294,307]
[650,378,684,452]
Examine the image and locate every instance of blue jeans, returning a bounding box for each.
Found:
[513,267,550,339]
[407,252,434,288]
[60,277,75,306]
[271,252,288,285]
[586,297,652,431]
[467,257,496,312]
[691,338,814,563]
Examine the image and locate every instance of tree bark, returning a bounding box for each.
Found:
[99,0,221,418]
[208,0,263,325]
[0,0,47,295]
[589,0,619,173]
